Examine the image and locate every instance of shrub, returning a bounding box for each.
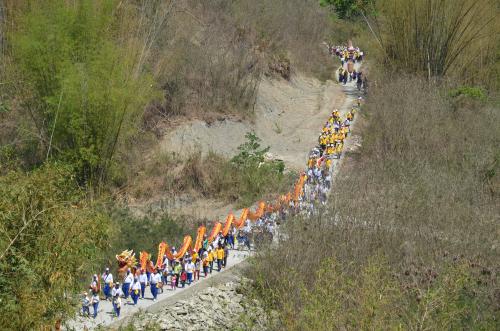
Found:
[449,86,487,101]
[0,165,110,329]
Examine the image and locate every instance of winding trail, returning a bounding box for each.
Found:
[67,62,362,331]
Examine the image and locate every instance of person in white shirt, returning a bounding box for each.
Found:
[113,293,122,317]
[122,269,133,300]
[186,260,195,285]
[139,269,148,299]
[81,292,90,317]
[111,283,123,317]
[101,268,113,300]
[150,269,161,301]
[325,173,332,189]
[91,290,100,319]
[111,282,123,298]
[131,277,141,305]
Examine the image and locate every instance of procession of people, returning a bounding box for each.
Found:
[80,44,364,320]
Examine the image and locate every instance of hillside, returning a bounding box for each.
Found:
[0,0,499,330]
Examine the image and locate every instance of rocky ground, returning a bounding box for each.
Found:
[125,280,271,331]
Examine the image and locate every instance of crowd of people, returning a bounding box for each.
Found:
[327,43,368,91]
[80,46,364,321]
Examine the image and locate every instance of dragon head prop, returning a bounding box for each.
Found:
[115,249,137,276]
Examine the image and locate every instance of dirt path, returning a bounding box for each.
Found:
[68,65,363,330]
[67,250,251,330]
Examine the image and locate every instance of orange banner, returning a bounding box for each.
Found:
[115,153,308,266]
[155,242,168,268]
[193,226,206,252]
[139,251,149,271]
[174,235,192,259]
[222,214,234,236]
[208,222,222,242]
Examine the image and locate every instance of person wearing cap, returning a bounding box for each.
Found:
[131,277,141,305]
[139,269,148,299]
[122,268,133,300]
[81,292,90,317]
[113,292,122,317]
[150,269,161,301]
[101,268,113,300]
[111,282,123,298]
[91,290,100,318]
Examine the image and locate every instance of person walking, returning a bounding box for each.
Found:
[81,292,90,317]
[139,269,148,299]
[180,270,187,288]
[131,277,141,305]
[207,248,214,274]
[111,282,123,316]
[89,274,99,295]
[122,269,133,300]
[186,259,194,285]
[101,268,113,300]
[216,245,224,272]
[91,290,100,319]
[150,269,161,301]
[113,293,122,318]
[194,258,201,281]
[202,252,209,277]
[173,260,182,287]
[170,274,177,290]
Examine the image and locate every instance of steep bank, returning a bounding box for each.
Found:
[160,74,345,171]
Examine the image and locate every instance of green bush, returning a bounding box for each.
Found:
[151,133,294,208]
[8,0,159,186]
[449,86,487,101]
[0,165,110,329]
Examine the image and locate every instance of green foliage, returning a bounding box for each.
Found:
[154,134,293,208]
[9,0,159,186]
[0,101,9,113]
[0,165,110,329]
[230,133,288,206]
[104,208,188,268]
[320,0,375,19]
[232,132,270,167]
[232,132,285,175]
[449,86,487,101]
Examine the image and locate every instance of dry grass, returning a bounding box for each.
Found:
[126,150,295,209]
[367,0,499,89]
[247,76,499,330]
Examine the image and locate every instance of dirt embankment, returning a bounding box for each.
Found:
[160,74,344,171]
